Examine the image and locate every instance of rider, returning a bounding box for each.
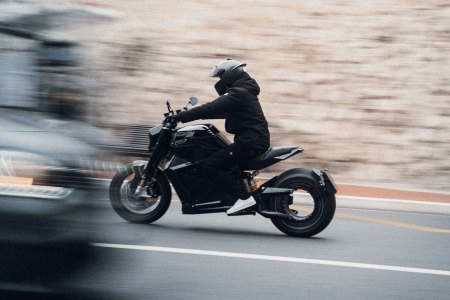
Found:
[170,59,270,214]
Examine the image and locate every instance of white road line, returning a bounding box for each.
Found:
[91,243,450,276]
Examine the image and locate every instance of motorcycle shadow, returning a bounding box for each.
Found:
[146,223,329,241]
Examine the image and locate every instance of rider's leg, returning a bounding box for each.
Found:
[203,143,255,214]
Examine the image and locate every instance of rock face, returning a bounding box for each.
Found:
[67,0,449,191]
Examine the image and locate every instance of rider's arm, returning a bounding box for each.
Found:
[176,93,237,123]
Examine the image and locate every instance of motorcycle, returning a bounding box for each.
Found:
[109,98,337,237]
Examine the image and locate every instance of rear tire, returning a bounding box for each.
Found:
[270,175,335,237]
[109,164,171,223]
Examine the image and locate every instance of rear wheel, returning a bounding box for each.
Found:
[109,164,171,223]
[270,176,335,237]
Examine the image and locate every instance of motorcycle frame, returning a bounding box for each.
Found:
[138,122,254,215]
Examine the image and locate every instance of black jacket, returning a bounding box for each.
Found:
[177,74,270,149]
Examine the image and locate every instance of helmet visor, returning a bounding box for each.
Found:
[209,65,224,78]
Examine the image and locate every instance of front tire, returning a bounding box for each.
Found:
[270,175,336,237]
[109,164,171,223]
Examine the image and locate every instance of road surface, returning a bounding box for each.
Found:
[63,189,450,300]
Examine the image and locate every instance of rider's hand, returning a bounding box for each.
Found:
[164,115,179,125]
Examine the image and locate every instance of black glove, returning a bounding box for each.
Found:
[164,115,179,125]
[164,110,191,125]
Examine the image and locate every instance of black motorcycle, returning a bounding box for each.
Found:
[109,98,337,237]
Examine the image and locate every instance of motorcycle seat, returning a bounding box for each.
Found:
[240,146,303,170]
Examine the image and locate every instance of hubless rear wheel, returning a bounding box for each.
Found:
[270,169,336,237]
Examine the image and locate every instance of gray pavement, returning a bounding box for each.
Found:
[66,192,450,300]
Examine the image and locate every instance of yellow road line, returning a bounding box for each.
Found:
[291,204,450,233]
[336,212,450,233]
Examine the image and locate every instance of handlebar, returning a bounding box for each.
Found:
[163,116,178,128]
[163,97,199,126]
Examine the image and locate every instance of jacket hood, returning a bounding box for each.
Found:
[231,73,260,96]
[214,72,260,96]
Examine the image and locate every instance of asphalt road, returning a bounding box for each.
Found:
[62,192,450,300]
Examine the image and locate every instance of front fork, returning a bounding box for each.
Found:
[134,175,156,198]
[134,126,173,198]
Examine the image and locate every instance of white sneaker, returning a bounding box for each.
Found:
[226,196,256,215]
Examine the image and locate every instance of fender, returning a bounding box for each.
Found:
[273,168,338,195]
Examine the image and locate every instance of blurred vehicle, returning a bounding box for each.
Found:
[0,5,117,297]
[0,108,103,298]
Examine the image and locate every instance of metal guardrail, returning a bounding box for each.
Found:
[103,124,152,158]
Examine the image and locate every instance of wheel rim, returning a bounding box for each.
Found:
[277,182,324,229]
[119,173,162,215]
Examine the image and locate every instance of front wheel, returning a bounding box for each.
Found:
[270,175,336,237]
[109,163,171,223]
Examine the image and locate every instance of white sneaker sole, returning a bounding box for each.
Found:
[226,199,256,215]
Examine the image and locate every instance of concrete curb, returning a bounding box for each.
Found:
[336,195,450,216]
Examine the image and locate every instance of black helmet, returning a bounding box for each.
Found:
[210,59,247,95]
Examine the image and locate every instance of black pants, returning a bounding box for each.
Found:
[203,142,267,200]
